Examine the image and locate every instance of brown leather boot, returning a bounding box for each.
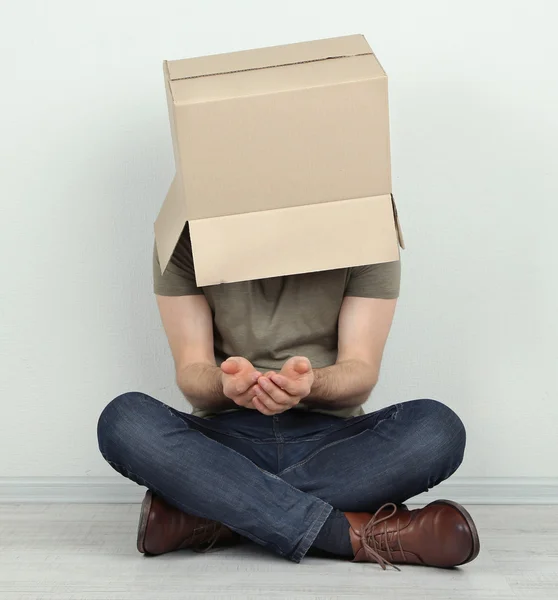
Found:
[345,500,480,570]
[137,491,240,555]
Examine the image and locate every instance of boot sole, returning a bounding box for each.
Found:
[432,499,481,565]
[137,490,153,555]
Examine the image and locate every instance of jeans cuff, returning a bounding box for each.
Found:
[289,501,333,563]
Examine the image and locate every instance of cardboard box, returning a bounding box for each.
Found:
[155,35,403,286]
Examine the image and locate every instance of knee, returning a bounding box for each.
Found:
[97,392,155,461]
[405,398,466,469]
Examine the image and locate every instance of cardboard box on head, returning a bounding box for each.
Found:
[155,34,404,287]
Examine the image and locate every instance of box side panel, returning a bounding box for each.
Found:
[164,62,185,194]
[154,177,188,273]
[166,34,372,80]
[179,77,391,220]
[189,194,399,286]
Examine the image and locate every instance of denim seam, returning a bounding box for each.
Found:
[276,406,401,477]
[156,405,286,484]
[287,406,401,442]
[170,410,282,443]
[170,421,328,445]
[392,402,404,420]
[160,403,273,442]
[281,436,328,444]
[277,430,371,477]
[290,502,333,563]
[259,470,336,560]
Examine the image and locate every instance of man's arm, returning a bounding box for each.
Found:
[156,295,263,412]
[306,296,397,410]
[156,294,233,411]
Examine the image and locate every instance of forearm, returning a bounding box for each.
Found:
[305,359,378,410]
[176,362,236,412]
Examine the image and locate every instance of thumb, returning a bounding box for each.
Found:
[295,358,311,374]
[285,356,312,375]
[221,358,241,375]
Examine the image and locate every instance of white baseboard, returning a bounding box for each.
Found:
[1,477,557,504]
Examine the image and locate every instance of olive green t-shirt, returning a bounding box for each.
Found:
[153,224,400,418]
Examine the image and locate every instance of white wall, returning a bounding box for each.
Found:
[1,0,556,481]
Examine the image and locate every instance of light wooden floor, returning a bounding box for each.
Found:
[1,504,557,600]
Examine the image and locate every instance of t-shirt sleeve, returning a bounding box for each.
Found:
[152,224,204,296]
[345,260,401,299]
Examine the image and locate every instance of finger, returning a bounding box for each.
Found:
[269,373,299,395]
[263,371,276,378]
[253,396,288,415]
[258,377,291,405]
[233,377,254,396]
[250,371,263,383]
[236,383,259,403]
[236,372,262,396]
[234,392,258,409]
[221,357,241,375]
[253,384,283,413]
[252,396,275,416]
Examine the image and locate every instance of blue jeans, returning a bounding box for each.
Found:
[97,395,466,563]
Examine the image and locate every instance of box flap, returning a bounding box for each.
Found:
[154,177,188,273]
[189,194,399,286]
[166,35,373,81]
[391,195,405,249]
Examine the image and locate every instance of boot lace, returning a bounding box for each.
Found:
[361,503,405,571]
[187,519,228,554]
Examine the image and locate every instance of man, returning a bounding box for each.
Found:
[97,224,479,569]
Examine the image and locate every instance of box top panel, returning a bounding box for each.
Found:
[170,53,385,104]
[166,35,374,81]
